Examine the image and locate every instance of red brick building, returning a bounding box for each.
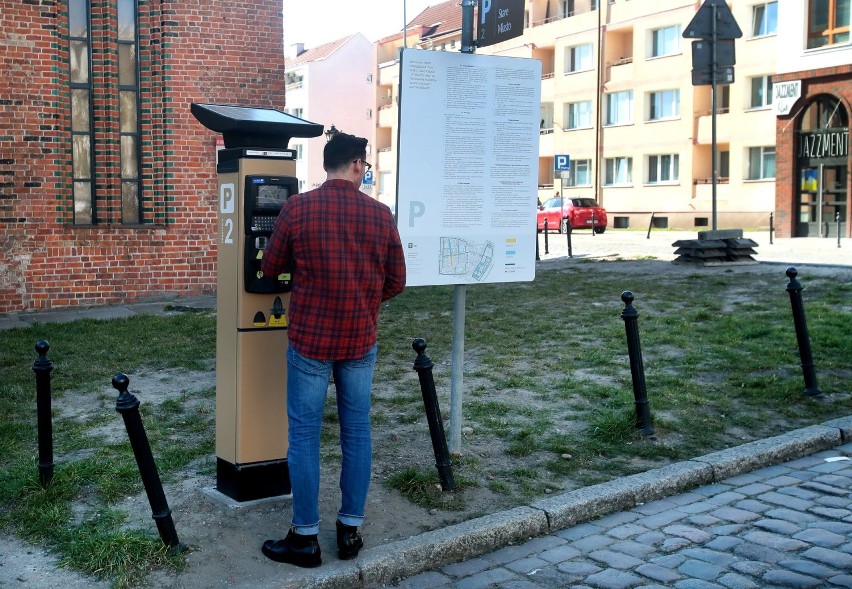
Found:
[0,0,285,313]
[774,65,851,239]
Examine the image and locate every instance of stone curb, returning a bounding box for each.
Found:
[284,416,851,588]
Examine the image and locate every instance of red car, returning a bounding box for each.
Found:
[537,196,607,234]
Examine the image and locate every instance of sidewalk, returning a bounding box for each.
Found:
[388,434,852,589]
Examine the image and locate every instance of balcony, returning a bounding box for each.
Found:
[696,109,731,144]
[378,103,397,128]
[538,131,555,157]
[378,148,396,170]
[605,57,633,84]
[693,177,731,203]
[378,60,400,86]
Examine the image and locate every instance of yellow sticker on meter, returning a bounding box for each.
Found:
[269,314,288,327]
[256,251,263,260]
[278,273,291,281]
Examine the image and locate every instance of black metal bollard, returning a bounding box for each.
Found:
[32,340,54,488]
[535,225,540,261]
[543,218,549,254]
[784,268,822,397]
[646,212,655,239]
[769,212,774,245]
[591,210,596,237]
[837,211,841,249]
[412,339,455,491]
[113,374,184,550]
[566,222,573,258]
[619,292,655,437]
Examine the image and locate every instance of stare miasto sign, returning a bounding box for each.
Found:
[477,0,524,48]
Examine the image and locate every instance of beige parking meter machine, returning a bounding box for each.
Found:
[191,103,323,501]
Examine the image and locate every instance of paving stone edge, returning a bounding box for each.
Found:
[284,415,852,588]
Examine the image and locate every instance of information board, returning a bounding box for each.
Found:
[396,49,541,287]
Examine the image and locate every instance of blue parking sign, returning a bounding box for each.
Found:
[363,170,374,185]
[554,155,570,171]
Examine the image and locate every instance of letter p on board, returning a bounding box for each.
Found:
[220,183,235,214]
[556,155,569,170]
[480,0,491,24]
[408,201,425,227]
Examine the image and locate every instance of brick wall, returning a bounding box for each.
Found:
[774,66,852,239]
[0,0,286,312]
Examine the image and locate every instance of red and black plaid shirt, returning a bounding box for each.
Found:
[261,179,406,360]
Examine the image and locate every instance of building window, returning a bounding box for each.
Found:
[719,150,730,179]
[118,0,141,224]
[565,101,593,129]
[647,154,679,184]
[69,0,142,225]
[294,144,303,160]
[807,0,851,48]
[752,2,778,37]
[564,159,592,187]
[650,25,681,57]
[69,0,94,224]
[604,157,633,185]
[749,75,774,108]
[562,0,574,17]
[647,89,680,121]
[747,146,776,180]
[565,43,593,73]
[605,91,633,126]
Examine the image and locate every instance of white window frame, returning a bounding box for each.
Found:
[564,159,592,187]
[751,2,778,37]
[647,89,680,121]
[605,90,633,126]
[746,146,776,180]
[749,75,774,109]
[565,100,593,129]
[604,157,633,186]
[564,43,594,74]
[647,154,679,184]
[650,25,682,58]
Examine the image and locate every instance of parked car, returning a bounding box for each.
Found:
[537,196,607,234]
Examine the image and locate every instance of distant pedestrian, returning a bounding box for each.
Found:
[260,131,406,568]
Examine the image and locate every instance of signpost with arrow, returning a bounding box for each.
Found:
[684,0,742,232]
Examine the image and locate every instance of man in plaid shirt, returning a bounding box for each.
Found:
[260,131,406,568]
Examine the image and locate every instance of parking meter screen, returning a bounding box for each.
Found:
[256,184,290,210]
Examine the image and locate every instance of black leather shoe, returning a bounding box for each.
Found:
[336,520,364,560]
[262,529,321,568]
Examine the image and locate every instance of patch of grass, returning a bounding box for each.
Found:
[1,263,850,586]
[386,467,469,510]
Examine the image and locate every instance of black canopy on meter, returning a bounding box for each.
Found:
[190,103,324,149]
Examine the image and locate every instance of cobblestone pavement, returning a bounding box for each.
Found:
[390,446,852,589]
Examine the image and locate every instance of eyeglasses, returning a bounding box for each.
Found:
[355,159,372,172]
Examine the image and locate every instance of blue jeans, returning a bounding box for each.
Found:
[286,343,377,535]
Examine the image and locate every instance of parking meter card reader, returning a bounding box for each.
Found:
[244,174,297,294]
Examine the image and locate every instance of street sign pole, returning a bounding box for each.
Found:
[684,0,742,233]
[711,2,718,231]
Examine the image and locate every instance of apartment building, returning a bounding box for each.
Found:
[283,34,376,193]
[377,0,849,237]
[509,0,782,232]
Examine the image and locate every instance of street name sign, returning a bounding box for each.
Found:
[691,39,736,68]
[691,66,735,86]
[478,0,525,48]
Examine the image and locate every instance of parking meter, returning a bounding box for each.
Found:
[191,103,323,501]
